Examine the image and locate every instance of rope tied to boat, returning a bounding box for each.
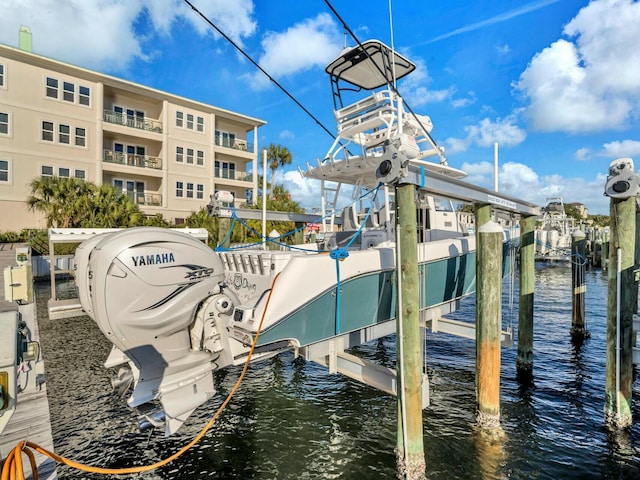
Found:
[0,274,281,480]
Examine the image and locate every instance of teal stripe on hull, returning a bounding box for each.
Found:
[257,249,485,348]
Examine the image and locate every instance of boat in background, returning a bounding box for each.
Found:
[535,197,575,263]
[72,39,537,436]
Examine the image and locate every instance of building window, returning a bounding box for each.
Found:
[215,130,236,148]
[58,167,70,177]
[41,165,54,177]
[46,77,58,98]
[63,82,74,102]
[186,114,194,130]
[186,182,194,198]
[75,127,86,146]
[74,169,85,179]
[176,111,183,128]
[59,124,70,144]
[0,64,4,88]
[215,160,236,179]
[42,121,54,141]
[79,86,90,106]
[197,116,204,132]
[176,146,183,163]
[174,217,185,225]
[0,112,8,135]
[197,184,204,199]
[176,181,184,197]
[0,160,8,182]
[186,148,194,164]
[197,150,204,166]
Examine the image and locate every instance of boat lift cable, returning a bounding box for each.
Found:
[182,0,337,142]
[322,0,447,165]
[0,275,281,480]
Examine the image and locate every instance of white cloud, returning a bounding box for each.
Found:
[515,0,640,133]
[279,130,295,140]
[0,0,256,72]
[458,160,610,214]
[445,116,526,154]
[575,148,590,161]
[247,13,342,90]
[599,140,640,158]
[399,58,454,108]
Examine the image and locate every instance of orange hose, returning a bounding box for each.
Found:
[1,273,280,478]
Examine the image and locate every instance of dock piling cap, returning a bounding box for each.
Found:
[477,220,503,234]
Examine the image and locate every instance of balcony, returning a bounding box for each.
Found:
[214,136,254,153]
[103,150,162,170]
[214,169,254,182]
[129,192,162,207]
[104,110,163,133]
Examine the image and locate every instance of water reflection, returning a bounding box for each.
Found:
[33,266,640,479]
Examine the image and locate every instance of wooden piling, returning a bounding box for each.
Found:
[475,205,503,428]
[571,230,587,339]
[517,215,535,380]
[605,196,635,428]
[602,232,609,272]
[394,183,426,479]
[635,209,640,313]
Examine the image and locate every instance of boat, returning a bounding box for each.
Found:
[73,39,537,436]
[535,197,575,263]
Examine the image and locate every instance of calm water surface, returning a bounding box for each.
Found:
[36,266,640,479]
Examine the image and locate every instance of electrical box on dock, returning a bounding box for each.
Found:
[3,264,34,303]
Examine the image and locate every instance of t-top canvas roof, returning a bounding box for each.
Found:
[325,39,416,90]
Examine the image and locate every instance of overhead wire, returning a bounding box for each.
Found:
[182,0,337,141]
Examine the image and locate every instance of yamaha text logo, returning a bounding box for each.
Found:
[131,252,175,267]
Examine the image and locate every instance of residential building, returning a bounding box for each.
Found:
[0,39,265,231]
[567,202,588,219]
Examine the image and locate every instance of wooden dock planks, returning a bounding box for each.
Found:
[0,244,57,479]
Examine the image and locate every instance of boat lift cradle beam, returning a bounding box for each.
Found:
[401,164,540,217]
[296,300,513,407]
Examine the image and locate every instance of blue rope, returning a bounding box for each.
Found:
[327,182,383,335]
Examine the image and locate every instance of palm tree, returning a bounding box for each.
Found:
[266,143,292,198]
[28,176,143,228]
[28,176,94,227]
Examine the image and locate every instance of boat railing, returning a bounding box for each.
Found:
[335,90,396,137]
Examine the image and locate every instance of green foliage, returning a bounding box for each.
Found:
[564,204,583,222]
[0,230,27,243]
[28,177,144,228]
[588,214,610,227]
[266,143,292,196]
[144,213,171,227]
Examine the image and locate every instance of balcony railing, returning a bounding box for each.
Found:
[103,150,162,170]
[214,169,253,182]
[129,192,162,206]
[214,137,254,153]
[104,110,163,133]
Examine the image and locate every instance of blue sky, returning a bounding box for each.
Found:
[3,0,640,215]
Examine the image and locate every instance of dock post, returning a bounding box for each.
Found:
[605,195,635,428]
[571,230,588,340]
[517,215,535,381]
[635,209,640,313]
[475,204,503,429]
[394,183,425,479]
[602,231,609,272]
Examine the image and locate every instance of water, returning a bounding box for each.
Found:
[35,267,640,479]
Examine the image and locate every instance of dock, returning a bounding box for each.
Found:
[0,243,57,479]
